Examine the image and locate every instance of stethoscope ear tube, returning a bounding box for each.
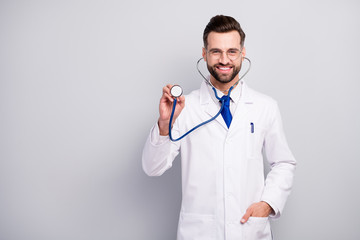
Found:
[196,57,251,91]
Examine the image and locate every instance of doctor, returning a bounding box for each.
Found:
[142,15,296,240]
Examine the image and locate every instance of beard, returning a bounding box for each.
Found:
[207,63,241,84]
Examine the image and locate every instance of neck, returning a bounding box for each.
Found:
[210,75,239,95]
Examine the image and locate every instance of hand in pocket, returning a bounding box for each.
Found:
[241,201,274,224]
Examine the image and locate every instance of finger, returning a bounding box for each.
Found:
[241,209,252,224]
[161,92,174,103]
[165,92,174,102]
[178,95,185,102]
[163,85,172,95]
[163,85,177,102]
[164,84,173,93]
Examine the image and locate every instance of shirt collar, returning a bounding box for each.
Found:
[205,76,243,105]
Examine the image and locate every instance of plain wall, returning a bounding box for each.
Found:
[1,0,359,239]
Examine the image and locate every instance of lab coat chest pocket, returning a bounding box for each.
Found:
[243,217,272,240]
[246,122,266,159]
[177,212,216,240]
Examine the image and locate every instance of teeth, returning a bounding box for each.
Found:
[219,67,230,70]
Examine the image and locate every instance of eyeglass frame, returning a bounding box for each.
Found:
[205,47,243,61]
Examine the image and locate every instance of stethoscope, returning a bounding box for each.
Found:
[169,57,252,141]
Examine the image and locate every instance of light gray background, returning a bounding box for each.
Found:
[1,0,359,239]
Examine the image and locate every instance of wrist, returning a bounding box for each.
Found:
[158,119,169,136]
[260,201,274,215]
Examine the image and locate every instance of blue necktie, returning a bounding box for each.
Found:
[220,95,232,128]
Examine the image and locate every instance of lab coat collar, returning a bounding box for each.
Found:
[199,80,254,130]
[199,80,254,105]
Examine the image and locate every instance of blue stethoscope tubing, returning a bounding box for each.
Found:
[169,86,233,141]
[168,57,251,142]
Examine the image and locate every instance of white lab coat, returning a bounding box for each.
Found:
[142,81,296,240]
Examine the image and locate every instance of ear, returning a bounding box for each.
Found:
[241,47,246,60]
[202,47,207,62]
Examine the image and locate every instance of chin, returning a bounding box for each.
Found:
[214,73,236,84]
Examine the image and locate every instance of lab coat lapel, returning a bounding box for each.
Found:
[199,82,228,130]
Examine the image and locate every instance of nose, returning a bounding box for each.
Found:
[219,51,230,64]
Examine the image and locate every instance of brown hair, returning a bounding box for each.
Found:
[203,15,246,48]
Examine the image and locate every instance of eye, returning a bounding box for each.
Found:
[228,50,239,55]
[210,50,221,54]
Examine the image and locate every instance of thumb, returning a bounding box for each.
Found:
[241,208,252,224]
[177,96,185,108]
[178,95,185,103]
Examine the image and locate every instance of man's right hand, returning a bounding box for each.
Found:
[158,84,185,136]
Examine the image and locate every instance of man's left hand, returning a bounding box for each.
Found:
[240,201,274,224]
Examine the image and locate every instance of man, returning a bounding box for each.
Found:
[142,15,296,240]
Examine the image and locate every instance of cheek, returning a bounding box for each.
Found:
[235,60,242,67]
[206,58,217,67]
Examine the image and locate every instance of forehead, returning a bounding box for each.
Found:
[207,30,241,49]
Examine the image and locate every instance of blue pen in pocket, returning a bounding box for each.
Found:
[250,122,254,133]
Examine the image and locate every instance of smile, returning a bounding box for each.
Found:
[216,66,233,73]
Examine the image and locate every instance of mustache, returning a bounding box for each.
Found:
[215,63,234,67]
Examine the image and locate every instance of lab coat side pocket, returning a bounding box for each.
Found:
[177,212,216,240]
[243,217,272,240]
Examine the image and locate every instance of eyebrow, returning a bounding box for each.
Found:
[208,47,241,51]
[208,48,221,51]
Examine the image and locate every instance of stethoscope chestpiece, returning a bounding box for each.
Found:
[170,85,183,98]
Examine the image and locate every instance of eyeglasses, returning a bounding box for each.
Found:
[206,48,242,61]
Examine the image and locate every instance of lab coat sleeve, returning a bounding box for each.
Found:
[260,102,297,219]
[142,122,181,176]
